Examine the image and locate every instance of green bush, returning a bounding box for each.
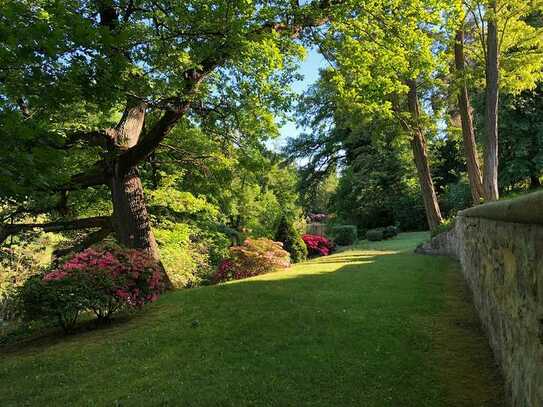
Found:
[17,244,166,333]
[330,225,358,245]
[430,218,456,238]
[18,274,86,333]
[213,238,291,283]
[383,225,399,239]
[366,225,398,241]
[274,216,307,263]
[366,229,384,241]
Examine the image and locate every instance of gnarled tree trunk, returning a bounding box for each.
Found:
[110,165,160,261]
[454,29,484,204]
[484,1,500,201]
[108,100,160,261]
[406,80,443,230]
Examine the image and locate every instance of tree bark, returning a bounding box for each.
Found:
[406,80,443,230]
[108,101,160,261]
[110,165,160,261]
[454,29,485,204]
[484,1,500,201]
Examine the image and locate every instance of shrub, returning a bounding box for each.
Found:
[366,225,398,241]
[302,234,334,256]
[431,218,456,238]
[330,225,358,246]
[275,216,307,263]
[366,229,384,241]
[383,225,399,239]
[212,238,290,283]
[18,243,166,332]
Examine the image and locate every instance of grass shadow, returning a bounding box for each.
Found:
[0,232,505,406]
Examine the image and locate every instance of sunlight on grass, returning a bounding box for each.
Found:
[0,231,504,407]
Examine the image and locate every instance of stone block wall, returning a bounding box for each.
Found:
[455,214,543,407]
[417,192,543,405]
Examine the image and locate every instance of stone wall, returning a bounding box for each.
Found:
[419,191,543,407]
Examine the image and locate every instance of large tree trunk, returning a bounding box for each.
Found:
[108,100,160,261]
[454,29,485,204]
[484,1,500,201]
[110,165,160,261]
[406,80,443,230]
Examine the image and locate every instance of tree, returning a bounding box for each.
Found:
[498,84,543,191]
[0,0,342,265]
[321,0,449,229]
[453,27,485,203]
[462,0,543,200]
[484,0,500,200]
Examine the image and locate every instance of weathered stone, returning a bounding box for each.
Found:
[418,194,543,407]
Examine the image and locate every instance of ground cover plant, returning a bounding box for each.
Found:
[0,233,504,406]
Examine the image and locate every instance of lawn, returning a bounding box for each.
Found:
[0,232,504,406]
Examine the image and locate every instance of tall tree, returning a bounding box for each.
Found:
[463,0,543,200]
[404,81,443,229]
[453,28,485,203]
[0,0,342,263]
[484,0,500,200]
[321,0,449,229]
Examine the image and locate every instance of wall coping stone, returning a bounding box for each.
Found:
[458,190,543,225]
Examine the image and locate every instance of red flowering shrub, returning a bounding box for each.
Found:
[18,243,166,332]
[302,234,334,257]
[212,238,290,283]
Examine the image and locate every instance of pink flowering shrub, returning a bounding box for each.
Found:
[19,243,166,332]
[302,234,334,257]
[212,238,290,283]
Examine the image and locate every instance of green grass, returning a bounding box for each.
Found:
[0,232,504,406]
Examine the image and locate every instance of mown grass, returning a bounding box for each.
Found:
[0,232,504,406]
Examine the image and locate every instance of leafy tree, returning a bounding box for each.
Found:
[0,0,342,268]
[321,0,452,229]
[461,0,543,200]
[498,84,543,191]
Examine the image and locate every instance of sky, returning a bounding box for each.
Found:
[267,48,328,152]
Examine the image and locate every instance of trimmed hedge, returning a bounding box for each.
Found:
[366,225,399,242]
[330,225,358,245]
[366,229,384,241]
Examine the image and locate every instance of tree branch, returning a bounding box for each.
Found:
[0,216,111,245]
[52,225,113,258]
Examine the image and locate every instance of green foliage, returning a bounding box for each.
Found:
[17,244,165,333]
[383,226,399,239]
[463,0,543,94]
[430,217,456,238]
[213,238,291,283]
[329,225,358,246]
[274,215,307,263]
[18,274,83,333]
[366,225,398,241]
[366,229,385,242]
[0,230,63,322]
[441,180,472,216]
[498,85,543,191]
[0,233,505,406]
